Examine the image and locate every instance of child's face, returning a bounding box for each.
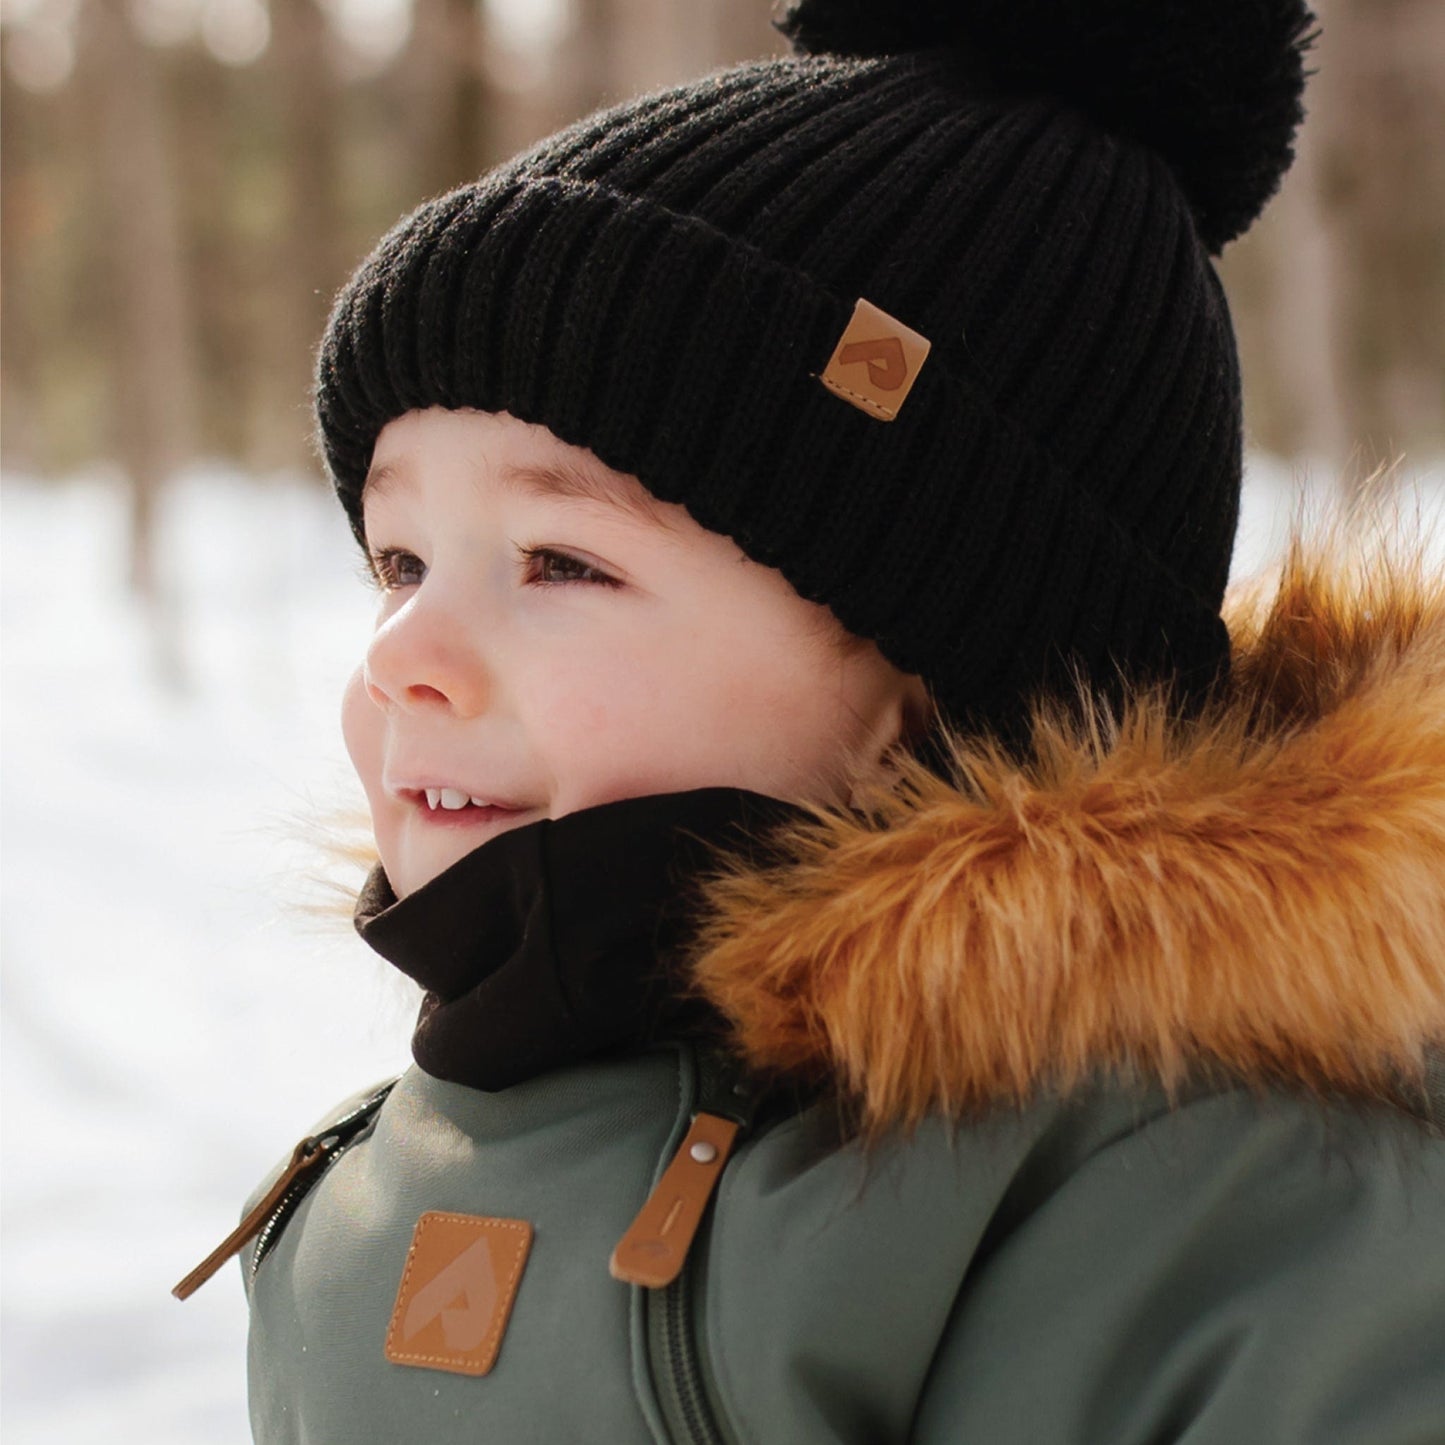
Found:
[343,407,928,897]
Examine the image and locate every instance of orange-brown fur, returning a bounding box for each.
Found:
[683,528,1445,1133]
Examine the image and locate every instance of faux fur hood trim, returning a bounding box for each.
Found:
[683,526,1445,1132]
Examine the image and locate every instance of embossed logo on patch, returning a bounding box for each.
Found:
[819,297,932,422]
[385,1212,533,1377]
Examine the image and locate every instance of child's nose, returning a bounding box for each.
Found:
[363,601,490,718]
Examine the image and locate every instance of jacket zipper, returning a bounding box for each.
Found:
[645,1046,758,1445]
[172,1080,395,1300]
[250,1080,396,1278]
[656,1235,725,1445]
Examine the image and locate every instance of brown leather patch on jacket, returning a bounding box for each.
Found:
[819,297,932,421]
[384,1212,533,1376]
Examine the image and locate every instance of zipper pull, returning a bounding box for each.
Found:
[610,1048,762,1289]
[172,1135,329,1300]
[609,1111,740,1289]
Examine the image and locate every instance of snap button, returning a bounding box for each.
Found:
[689,1140,719,1165]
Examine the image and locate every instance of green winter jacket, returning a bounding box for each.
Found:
[242,1051,1445,1444]
[234,553,1445,1442]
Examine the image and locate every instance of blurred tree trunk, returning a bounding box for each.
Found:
[612,0,691,93]
[1326,0,1445,484]
[393,0,491,202]
[0,65,41,471]
[171,50,247,462]
[76,0,196,683]
[706,0,786,66]
[251,0,342,472]
[482,0,783,177]
[1224,0,1445,500]
[542,0,681,143]
[563,0,620,110]
[1244,0,1353,482]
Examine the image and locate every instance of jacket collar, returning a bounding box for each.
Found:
[682,539,1445,1132]
[354,785,815,1090]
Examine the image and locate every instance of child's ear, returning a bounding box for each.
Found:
[899,673,933,746]
[845,675,934,809]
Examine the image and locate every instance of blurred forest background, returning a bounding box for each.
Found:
[3,0,1445,594]
[1,0,786,602]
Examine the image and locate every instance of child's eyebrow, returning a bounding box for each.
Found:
[494,460,682,534]
[362,457,682,535]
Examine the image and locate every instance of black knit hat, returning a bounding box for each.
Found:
[315,0,1316,752]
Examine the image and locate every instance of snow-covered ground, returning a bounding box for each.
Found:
[2,466,416,1444]
[2,456,1441,1443]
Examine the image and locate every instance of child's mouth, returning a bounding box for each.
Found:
[407,788,534,829]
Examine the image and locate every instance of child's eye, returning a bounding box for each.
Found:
[367,547,425,591]
[518,545,622,589]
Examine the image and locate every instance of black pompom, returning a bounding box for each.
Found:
[772,0,1319,253]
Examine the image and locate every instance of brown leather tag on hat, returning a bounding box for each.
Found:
[384,1212,533,1377]
[819,296,932,422]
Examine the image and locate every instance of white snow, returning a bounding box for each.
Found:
[2,464,417,1444]
[1,454,1441,1442]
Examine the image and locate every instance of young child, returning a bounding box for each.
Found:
[178,1,1445,1439]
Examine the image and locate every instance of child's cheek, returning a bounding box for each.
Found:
[340,665,385,804]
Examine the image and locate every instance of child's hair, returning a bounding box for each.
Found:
[310,0,1317,760]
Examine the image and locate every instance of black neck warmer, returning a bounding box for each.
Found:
[353,786,818,1091]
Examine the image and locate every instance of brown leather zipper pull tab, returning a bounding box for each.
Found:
[172,1136,325,1300]
[610,1112,739,1289]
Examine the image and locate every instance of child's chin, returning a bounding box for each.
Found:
[392,809,538,894]
[389,849,461,898]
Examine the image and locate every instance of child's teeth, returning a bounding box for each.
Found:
[421,788,501,812]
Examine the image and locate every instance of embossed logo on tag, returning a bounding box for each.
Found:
[385,1212,533,1377]
[819,297,932,422]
